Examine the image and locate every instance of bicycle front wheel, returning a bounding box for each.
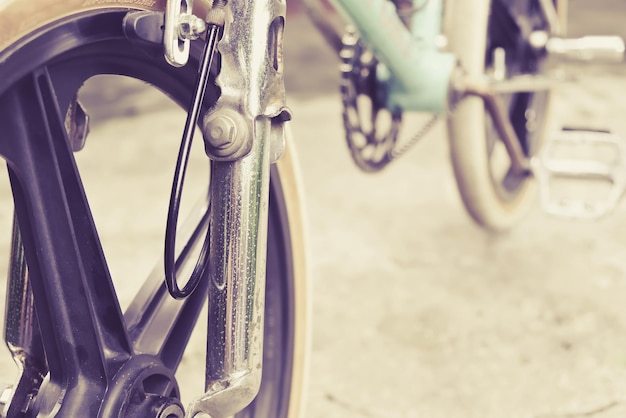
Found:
[445,0,566,231]
[0,3,308,417]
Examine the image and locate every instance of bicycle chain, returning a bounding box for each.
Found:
[339,27,439,173]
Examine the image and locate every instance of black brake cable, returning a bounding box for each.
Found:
[164,11,224,300]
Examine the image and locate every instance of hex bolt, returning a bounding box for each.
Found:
[206,116,236,149]
[202,108,249,158]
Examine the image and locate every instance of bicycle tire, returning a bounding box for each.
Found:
[445,0,565,231]
[0,2,308,417]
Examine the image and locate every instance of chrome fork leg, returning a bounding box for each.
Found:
[188,118,272,418]
[186,0,289,416]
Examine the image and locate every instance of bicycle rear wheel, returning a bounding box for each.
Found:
[0,3,307,417]
[446,0,566,231]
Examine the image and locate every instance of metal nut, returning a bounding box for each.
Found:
[202,109,249,158]
[206,116,236,148]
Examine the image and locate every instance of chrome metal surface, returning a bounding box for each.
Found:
[185,0,288,416]
[164,0,193,67]
[491,47,506,82]
[269,108,291,163]
[203,0,288,162]
[203,108,250,158]
[532,129,626,219]
[187,120,273,418]
[178,14,207,41]
[546,35,625,63]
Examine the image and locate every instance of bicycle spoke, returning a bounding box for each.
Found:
[125,197,210,370]
[0,68,132,413]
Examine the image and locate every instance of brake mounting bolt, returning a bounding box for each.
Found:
[202,108,249,158]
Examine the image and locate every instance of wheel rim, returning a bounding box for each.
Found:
[0,9,296,417]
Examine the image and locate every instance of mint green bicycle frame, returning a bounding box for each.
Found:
[331,0,456,113]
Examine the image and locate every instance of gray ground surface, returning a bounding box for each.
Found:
[2,1,626,417]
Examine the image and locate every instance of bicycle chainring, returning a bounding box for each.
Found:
[339,29,402,172]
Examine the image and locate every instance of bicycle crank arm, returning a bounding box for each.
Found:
[487,74,561,94]
[455,75,532,175]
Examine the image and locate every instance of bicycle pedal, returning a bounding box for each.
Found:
[534,33,626,63]
[531,128,626,219]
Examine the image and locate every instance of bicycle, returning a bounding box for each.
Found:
[0,0,623,417]
[304,0,626,230]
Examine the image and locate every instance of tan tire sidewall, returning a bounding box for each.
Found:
[445,0,562,231]
[274,131,311,418]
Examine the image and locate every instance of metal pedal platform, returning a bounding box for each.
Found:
[531,128,626,219]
